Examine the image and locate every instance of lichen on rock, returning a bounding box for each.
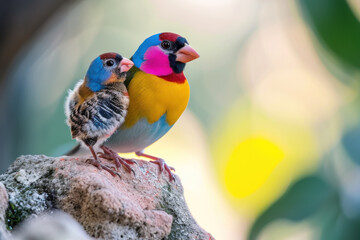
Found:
[0,155,57,230]
[0,155,214,240]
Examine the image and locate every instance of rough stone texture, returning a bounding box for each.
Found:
[0,155,214,240]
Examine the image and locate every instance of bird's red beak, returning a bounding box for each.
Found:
[119,58,134,72]
[176,44,200,63]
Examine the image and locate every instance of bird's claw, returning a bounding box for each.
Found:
[150,158,176,182]
[99,146,136,175]
[135,151,176,182]
[86,158,121,178]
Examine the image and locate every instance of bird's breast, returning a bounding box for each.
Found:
[123,71,190,128]
[108,114,172,153]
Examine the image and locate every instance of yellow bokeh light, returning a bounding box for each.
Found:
[212,98,320,217]
[225,137,284,198]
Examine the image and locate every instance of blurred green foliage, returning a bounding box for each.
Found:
[248,0,360,239]
[248,175,336,240]
[343,125,360,165]
[298,0,360,73]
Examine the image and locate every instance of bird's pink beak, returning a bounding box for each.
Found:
[119,58,134,72]
[176,44,200,63]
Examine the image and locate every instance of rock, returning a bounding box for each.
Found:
[0,155,214,240]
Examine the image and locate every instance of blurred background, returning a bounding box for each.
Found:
[1,0,360,239]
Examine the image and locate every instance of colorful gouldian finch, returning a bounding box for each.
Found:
[105,32,200,181]
[65,53,134,177]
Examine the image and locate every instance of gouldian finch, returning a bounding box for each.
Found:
[65,52,134,176]
[105,32,200,181]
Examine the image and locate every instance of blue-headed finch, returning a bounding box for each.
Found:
[107,32,200,181]
[65,53,134,176]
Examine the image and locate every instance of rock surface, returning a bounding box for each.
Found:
[0,155,214,240]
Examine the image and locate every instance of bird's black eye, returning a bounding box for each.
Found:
[161,40,171,50]
[105,59,115,67]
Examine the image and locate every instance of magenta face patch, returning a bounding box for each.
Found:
[140,46,172,76]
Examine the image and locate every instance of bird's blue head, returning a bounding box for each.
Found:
[85,52,133,92]
[131,32,199,77]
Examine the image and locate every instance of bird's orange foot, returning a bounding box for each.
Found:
[86,158,121,178]
[135,151,176,182]
[98,146,136,174]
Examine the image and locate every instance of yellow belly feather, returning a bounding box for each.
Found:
[123,71,190,127]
